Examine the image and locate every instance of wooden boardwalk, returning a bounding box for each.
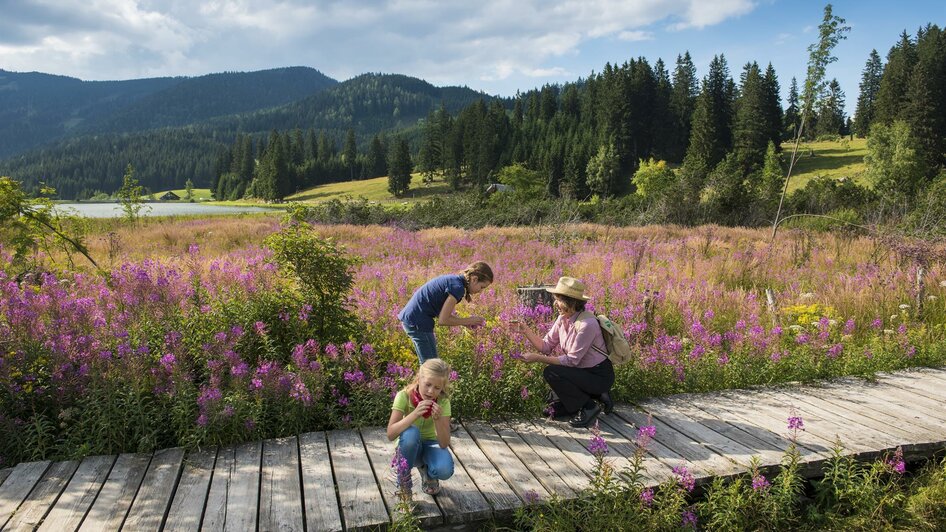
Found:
[1,367,944,531]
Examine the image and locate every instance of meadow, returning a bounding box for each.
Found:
[1,216,944,467]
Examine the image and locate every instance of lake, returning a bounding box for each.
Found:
[55,202,281,218]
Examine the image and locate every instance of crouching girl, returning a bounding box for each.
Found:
[386,358,454,495]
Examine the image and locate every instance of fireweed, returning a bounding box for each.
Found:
[1,223,945,463]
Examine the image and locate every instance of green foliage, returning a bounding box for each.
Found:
[116,164,150,224]
[586,140,621,198]
[632,159,677,199]
[388,138,413,197]
[865,120,929,205]
[497,162,544,196]
[264,222,358,341]
[0,176,100,274]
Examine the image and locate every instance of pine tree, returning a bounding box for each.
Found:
[875,31,917,124]
[904,24,946,171]
[784,77,801,140]
[854,49,884,137]
[671,52,699,162]
[733,62,769,174]
[815,79,847,137]
[387,137,412,197]
[586,139,620,198]
[762,63,784,151]
[684,55,735,169]
[343,128,357,181]
[366,134,387,178]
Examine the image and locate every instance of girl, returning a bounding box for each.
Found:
[398,261,493,364]
[387,358,455,495]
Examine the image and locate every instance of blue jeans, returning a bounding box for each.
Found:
[398,426,454,481]
[402,323,439,364]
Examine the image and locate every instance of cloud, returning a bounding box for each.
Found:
[0,0,760,91]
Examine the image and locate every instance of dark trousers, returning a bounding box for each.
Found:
[543,359,615,413]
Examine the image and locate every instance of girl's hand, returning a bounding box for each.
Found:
[467,316,486,329]
[412,399,434,418]
[429,401,443,420]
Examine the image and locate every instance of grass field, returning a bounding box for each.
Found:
[288,173,452,204]
[151,187,215,201]
[782,136,868,192]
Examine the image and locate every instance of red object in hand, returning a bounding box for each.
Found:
[410,388,435,418]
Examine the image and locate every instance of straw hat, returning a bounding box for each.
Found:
[546,276,590,300]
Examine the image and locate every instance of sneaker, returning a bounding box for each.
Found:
[597,392,614,415]
[569,403,602,428]
[418,464,441,495]
[449,419,460,432]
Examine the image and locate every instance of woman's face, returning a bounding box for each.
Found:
[553,295,576,316]
[469,276,492,295]
[418,374,445,401]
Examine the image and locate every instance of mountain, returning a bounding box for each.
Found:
[0,70,182,159]
[0,73,498,199]
[0,67,337,159]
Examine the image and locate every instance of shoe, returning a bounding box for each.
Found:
[449,419,460,432]
[418,465,441,495]
[569,403,602,428]
[597,392,614,415]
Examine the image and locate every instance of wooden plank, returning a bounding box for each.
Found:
[878,372,946,401]
[78,453,151,532]
[0,461,51,529]
[644,397,760,468]
[222,441,262,532]
[327,429,387,531]
[614,403,741,478]
[259,437,304,532]
[594,414,683,483]
[850,378,946,423]
[759,388,902,453]
[447,424,520,517]
[37,455,114,532]
[778,386,939,448]
[526,420,597,475]
[122,447,184,532]
[465,421,550,501]
[3,460,78,531]
[360,428,442,528]
[812,383,946,446]
[692,390,833,460]
[658,396,787,467]
[201,445,235,532]
[505,420,590,493]
[0,468,12,487]
[298,432,343,532]
[163,449,216,532]
[570,417,663,485]
[493,421,578,498]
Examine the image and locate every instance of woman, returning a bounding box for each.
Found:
[398,261,493,364]
[512,276,614,428]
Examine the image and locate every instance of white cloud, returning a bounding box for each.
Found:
[0,0,760,91]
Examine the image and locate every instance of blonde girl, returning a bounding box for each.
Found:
[386,358,454,495]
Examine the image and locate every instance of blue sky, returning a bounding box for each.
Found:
[1,1,942,114]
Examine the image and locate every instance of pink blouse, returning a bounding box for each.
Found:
[540,312,608,368]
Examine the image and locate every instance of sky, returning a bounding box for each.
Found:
[1,0,943,114]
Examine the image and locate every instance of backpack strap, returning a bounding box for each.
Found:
[577,311,609,358]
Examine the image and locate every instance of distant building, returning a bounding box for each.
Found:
[159,191,180,201]
[485,183,512,195]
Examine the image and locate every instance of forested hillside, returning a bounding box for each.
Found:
[0,70,182,159]
[0,74,496,198]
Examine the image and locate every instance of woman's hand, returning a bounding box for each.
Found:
[521,351,543,363]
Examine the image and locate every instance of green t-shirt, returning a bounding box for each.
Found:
[392,390,452,441]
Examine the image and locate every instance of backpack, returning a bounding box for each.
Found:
[580,311,634,366]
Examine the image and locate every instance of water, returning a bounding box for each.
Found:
[54,202,281,218]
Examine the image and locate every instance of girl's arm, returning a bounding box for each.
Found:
[431,403,451,448]
[387,401,431,440]
[437,295,485,327]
